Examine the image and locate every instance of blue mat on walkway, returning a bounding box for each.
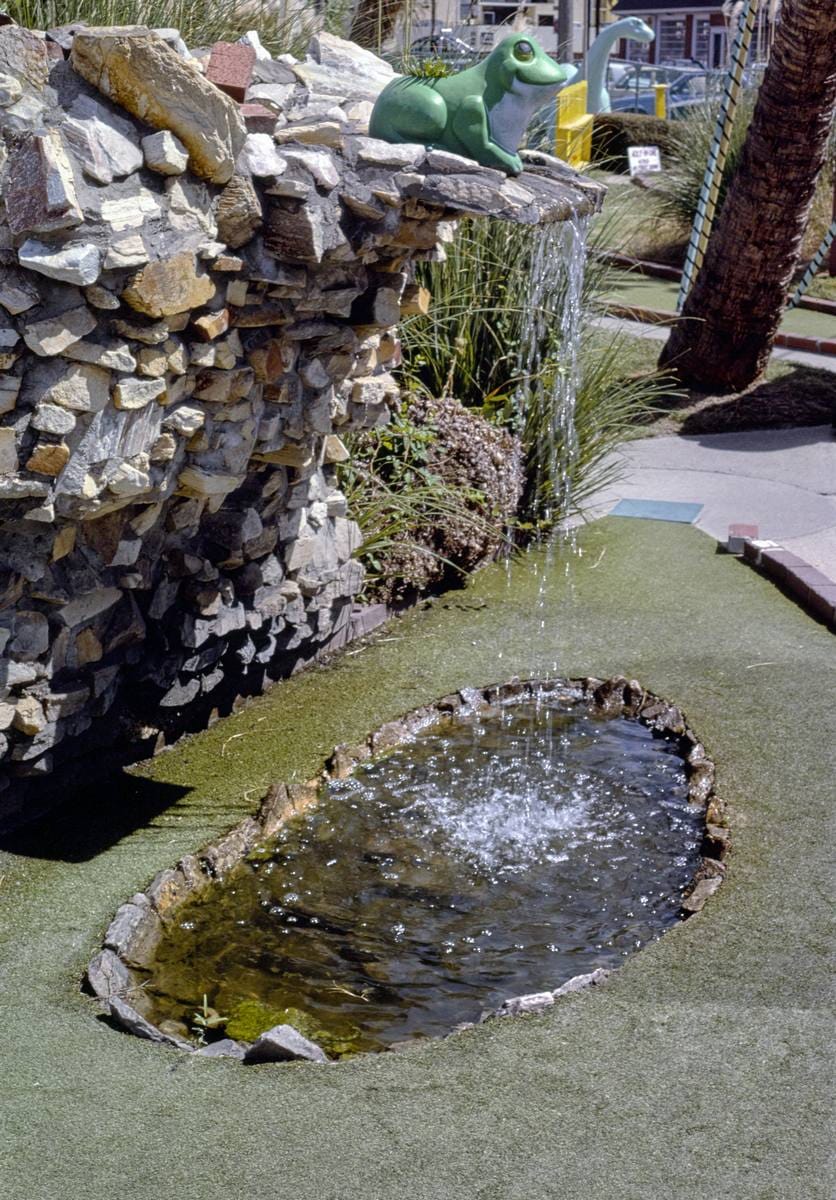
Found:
[610,499,703,524]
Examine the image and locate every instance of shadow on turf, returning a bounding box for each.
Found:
[0,773,192,862]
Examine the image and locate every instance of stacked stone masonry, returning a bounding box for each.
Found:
[0,21,602,823]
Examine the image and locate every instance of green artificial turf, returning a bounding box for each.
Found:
[1,519,833,1200]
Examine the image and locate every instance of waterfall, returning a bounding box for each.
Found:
[514,213,589,532]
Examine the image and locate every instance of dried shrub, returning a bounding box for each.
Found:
[342,395,523,605]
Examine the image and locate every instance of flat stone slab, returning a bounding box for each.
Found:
[610,499,704,524]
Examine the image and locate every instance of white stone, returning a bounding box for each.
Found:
[63,340,136,373]
[24,307,98,357]
[0,477,49,499]
[44,364,111,413]
[63,112,144,185]
[142,130,189,176]
[166,177,217,238]
[58,587,121,628]
[32,403,76,435]
[18,240,102,286]
[280,147,339,190]
[353,136,425,169]
[0,73,22,107]
[103,236,149,270]
[163,406,205,436]
[24,502,55,523]
[246,83,294,114]
[238,30,272,60]
[99,192,162,232]
[113,378,166,410]
[107,462,151,496]
[239,133,287,179]
[0,427,17,475]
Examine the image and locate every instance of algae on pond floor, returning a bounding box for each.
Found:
[144,695,703,1055]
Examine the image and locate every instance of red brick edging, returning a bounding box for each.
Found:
[605,302,836,357]
[740,540,836,631]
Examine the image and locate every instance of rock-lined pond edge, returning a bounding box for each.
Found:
[85,673,727,1064]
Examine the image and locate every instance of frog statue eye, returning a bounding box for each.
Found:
[513,40,535,62]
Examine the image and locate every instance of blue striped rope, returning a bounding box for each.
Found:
[677,0,759,312]
[788,219,836,309]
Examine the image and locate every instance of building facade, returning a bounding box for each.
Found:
[403,0,612,57]
[611,0,774,67]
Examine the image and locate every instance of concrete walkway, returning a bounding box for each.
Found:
[0,520,833,1200]
[583,423,836,582]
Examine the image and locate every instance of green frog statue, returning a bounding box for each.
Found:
[369,34,575,177]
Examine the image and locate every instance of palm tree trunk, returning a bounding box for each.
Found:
[659,0,836,392]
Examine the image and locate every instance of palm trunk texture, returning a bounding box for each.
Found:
[659,0,836,392]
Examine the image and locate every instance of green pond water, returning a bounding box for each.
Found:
[146,693,704,1055]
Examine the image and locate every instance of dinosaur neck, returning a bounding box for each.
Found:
[585,23,627,108]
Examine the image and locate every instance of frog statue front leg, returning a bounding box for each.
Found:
[452,93,523,176]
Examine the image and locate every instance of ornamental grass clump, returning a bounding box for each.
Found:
[6,0,346,55]
[397,213,672,531]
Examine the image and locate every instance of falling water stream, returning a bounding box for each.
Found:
[515,212,589,529]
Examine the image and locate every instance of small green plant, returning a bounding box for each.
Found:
[191,993,228,1044]
[402,56,455,79]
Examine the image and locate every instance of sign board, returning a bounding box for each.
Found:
[628,145,662,177]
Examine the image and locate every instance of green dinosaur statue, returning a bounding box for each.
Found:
[369,34,574,177]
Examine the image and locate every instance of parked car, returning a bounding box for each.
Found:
[610,68,725,118]
[407,34,475,70]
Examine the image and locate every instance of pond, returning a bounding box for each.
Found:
[144,688,704,1056]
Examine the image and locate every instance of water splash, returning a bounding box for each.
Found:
[144,698,702,1052]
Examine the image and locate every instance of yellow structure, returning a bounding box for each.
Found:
[554,81,594,168]
[654,83,669,119]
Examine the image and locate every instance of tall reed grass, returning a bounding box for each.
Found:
[398,209,674,529]
[6,0,347,55]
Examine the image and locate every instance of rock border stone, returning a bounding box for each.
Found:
[85,674,727,1062]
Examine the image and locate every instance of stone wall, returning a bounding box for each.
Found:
[0,21,602,825]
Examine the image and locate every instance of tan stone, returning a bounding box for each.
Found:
[0,427,17,475]
[75,627,103,665]
[217,175,262,249]
[122,252,215,318]
[70,28,246,184]
[52,525,76,561]
[400,283,431,316]
[177,467,245,498]
[192,309,230,342]
[136,347,168,378]
[323,435,350,464]
[150,432,177,462]
[254,444,314,469]
[26,441,70,476]
[13,695,46,736]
